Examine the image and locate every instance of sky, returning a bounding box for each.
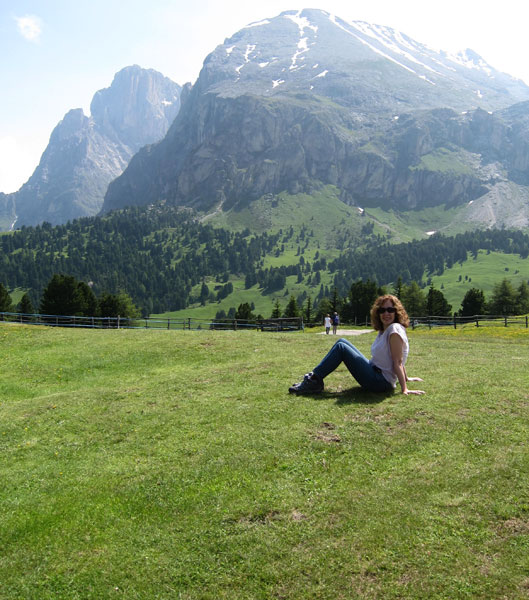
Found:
[2,0,529,194]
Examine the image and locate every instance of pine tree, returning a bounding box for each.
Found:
[330,287,340,313]
[0,283,13,312]
[426,285,452,317]
[235,302,255,320]
[271,299,282,319]
[488,278,518,315]
[393,276,403,299]
[460,288,486,316]
[40,274,97,316]
[304,297,313,324]
[346,279,380,323]
[283,295,300,318]
[18,293,34,315]
[199,282,209,306]
[401,281,427,317]
[98,292,140,318]
[517,280,529,314]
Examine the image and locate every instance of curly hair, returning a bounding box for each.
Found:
[370,294,410,331]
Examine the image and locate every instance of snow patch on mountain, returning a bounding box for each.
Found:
[328,14,417,75]
[350,21,442,76]
[244,19,270,29]
[446,49,494,77]
[290,36,309,70]
[284,10,318,34]
[419,75,436,86]
[284,10,317,72]
[235,44,256,76]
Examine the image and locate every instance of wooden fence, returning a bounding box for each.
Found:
[0,312,304,332]
[1,311,528,331]
[410,315,529,329]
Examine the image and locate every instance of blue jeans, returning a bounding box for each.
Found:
[313,338,393,393]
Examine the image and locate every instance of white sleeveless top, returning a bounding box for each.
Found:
[370,323,409,387]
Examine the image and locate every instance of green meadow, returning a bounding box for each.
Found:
[2,323,529,599]
[429,249,529,309]
[155,246,529,322]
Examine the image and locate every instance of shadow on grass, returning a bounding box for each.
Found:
[332,387,394,405]
[304,387,393,405]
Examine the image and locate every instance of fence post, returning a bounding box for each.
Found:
[505,316,508,327]
[526,315,528,328]
[167,318,170,330]
[453,314,457,329]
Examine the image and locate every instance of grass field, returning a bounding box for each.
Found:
[429,249,529,309]
[2,323,529,599]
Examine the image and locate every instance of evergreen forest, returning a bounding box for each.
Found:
[1,203,529,317]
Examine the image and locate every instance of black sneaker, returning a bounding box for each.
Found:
[289,372,324,395]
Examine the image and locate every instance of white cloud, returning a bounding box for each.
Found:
[15,15,43,42]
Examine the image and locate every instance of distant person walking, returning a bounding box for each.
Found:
[332,312,339,335]
[324,314,332,335]
[289,295,425,396]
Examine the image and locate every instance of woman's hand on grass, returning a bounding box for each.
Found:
[402,389,425,395]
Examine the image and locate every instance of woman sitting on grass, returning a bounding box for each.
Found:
[289,294,425,396]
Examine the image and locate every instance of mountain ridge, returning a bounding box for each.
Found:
[5,8,529,232]
[101,8,529,227]
[3,66,181,229]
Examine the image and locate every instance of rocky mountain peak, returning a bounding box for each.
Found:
[49,108,90,143]
[90,65,181,147]
[195,8,529,112]
[7,66,181,228]
[102,9,529,223]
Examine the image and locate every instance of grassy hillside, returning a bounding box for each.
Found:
[156,248,529,320]
[428,249,529,309]
[208,185,378,249]
[208,186,467,243]
[2,192,529,319]
[366,204,465,242]
[3,323,529,598]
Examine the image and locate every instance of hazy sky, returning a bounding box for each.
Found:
[2,0,529,193]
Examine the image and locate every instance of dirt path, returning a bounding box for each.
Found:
[317,329,373,336]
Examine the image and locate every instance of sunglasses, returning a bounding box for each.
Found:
[377,306,396,315]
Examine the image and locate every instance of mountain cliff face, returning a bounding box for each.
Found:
[9,66,181,228]
[0,192,16,230]
[102,9,529,222]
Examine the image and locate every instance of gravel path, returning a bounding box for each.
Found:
[317,329,373,336]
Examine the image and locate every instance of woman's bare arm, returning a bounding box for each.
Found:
[389,333,425,395]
